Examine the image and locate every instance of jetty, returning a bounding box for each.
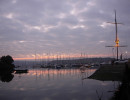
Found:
[88,63,129,81]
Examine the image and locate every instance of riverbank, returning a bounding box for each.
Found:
[110,63,130,100]
[88,63,127,81]
[88,63,130,100]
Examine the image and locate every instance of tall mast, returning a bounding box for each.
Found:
[114,10,119,60]
[106,10,126,61]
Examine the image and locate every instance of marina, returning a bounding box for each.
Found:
[0,0,130,100]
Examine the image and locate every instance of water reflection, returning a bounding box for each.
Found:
[27,68,95,82]
[14,70,28,79]
[0,71,14,82]
[0,68,119,100]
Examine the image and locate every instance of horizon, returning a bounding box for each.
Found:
[13,55,114,61]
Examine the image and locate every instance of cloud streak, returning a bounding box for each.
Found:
[0,0,130,59]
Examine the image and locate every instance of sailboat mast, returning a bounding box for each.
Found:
[106,11,126,61]
[114,11,119,60]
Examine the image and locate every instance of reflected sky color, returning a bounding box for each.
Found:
[0,69,119,100]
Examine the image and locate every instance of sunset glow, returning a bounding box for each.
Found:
[13,54,112,61]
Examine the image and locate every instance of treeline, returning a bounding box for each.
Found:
[0,55,15,73]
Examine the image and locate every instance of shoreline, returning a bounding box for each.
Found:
[88,63,130,100]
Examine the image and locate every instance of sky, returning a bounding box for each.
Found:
[0,0,130,60]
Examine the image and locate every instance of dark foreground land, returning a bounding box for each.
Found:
[110,63,130,100]
[89,63,130,100]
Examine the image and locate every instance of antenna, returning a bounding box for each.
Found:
[106,10,127,60]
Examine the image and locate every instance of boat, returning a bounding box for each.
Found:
[55,65,62,69]
[14,66,28,74]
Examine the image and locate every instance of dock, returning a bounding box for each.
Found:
[88,63,129,81]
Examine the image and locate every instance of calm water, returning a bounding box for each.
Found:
[0,68,119,100]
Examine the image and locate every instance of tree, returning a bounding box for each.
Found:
[0,55,15,72]
[0,55,14,64]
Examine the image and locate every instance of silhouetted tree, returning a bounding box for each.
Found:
[0,55,14,64]
[0,55,15,72]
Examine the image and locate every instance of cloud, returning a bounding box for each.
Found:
[0,0,130,59]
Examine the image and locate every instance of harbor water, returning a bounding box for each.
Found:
[0,68,119,100]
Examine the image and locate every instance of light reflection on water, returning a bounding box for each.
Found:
[0,68,119,100]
